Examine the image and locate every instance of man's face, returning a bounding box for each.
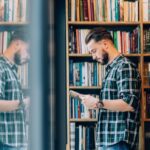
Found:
[87,39,109,65]
[14,41,30,65]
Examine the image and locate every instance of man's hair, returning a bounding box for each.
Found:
[10,29,29,44]
[85,27,114,44]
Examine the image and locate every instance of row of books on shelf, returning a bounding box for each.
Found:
[69,60,105,86]
[70,95,98,119]
[0,0,28,22]
[143,0,150,21]
[144,28,150,53]
[70,123,95,150]
[68,0,138,22]
[69,27,140,54]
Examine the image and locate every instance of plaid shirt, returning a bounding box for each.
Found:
[0,56,27,147]
[96,55,141,149]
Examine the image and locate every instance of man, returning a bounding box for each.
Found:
[0,29,30,150]
[81,28,141,150]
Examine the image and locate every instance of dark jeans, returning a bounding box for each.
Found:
[97,141,130,150]
[0,144,26,150]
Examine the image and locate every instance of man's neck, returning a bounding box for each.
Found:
[108,48,120,65]
[3,49,15,65]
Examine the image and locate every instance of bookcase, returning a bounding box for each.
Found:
[66,0,150,150]
[0,0,29,142]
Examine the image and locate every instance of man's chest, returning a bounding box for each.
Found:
[102,67,118,89]
[4,69,22,99]
[100,67,119,99]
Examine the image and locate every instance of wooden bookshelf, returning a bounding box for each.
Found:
[68,21,140,26]
[142,8,150,148]
[143,54,150,57]
[69,54,92,57]
[143,22,150,25]
[66,0,150,149]
[144,119,150,122]
[69,53,142,57]
[143,86,150,89]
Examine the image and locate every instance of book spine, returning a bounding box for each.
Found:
[70,123,75,150]
[83,0,89,21]
[146,92,150,118]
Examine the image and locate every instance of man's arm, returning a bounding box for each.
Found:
[0,97,30,112]
[100,99,134,112]
[0,100,20,112]
[82,95,134,112]
[82,62,141,112]
[0,65,30,112]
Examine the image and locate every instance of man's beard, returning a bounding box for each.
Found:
[100,50,109,65]
[14,51,28,65]
[14,52,22,65]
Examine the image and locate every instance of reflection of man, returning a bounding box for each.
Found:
[81,28,141,150]
[0,30,30,150]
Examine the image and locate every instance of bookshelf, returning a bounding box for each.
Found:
[143,0,150,145]
[66,0,150,150]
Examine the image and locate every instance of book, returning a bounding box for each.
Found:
[146,92,150,118]
[70,123,75,150]
[85,126,95,150]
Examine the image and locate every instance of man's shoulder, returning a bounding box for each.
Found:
[0,56,6,63]
[117,56,137,69]
[0,57,9,72]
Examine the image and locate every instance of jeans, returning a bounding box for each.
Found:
[97,141,130,150]
[0,144,26,150]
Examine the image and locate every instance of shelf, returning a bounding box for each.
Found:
[143,22,150,25]
[144,119,150,122]
[143,54,150,57]
[69,54,91,57]
[70,118,97,122]
[69,86,101,90]
[0,22,29,26]
[143,86,150,89]
[68,21,140,26]
[124,54,141,57]
[69,53,141,57]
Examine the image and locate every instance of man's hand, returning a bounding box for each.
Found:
[81,95,99,109]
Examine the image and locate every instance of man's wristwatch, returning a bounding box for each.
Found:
[96,101,104,109]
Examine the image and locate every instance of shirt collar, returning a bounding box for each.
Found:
[106,54,124,71]
[0,56,18,72]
